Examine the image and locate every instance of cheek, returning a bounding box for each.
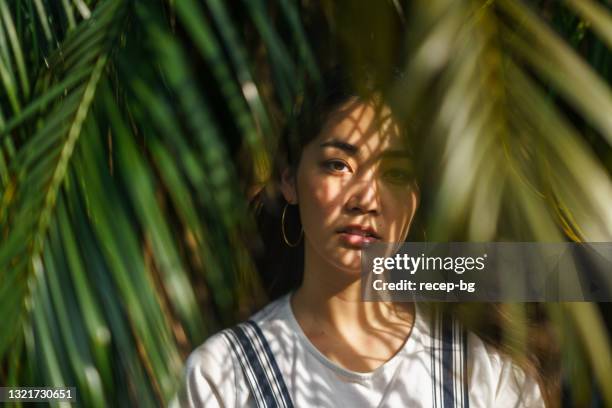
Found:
[297,168,345,243]
[296,169,344,229]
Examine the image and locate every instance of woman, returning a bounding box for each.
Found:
[180,69,546,407]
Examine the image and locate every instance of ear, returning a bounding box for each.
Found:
[280,167,298,204]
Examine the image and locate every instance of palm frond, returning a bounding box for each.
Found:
[0,0,126,361]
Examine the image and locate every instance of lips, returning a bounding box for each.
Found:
[337,224,381,240]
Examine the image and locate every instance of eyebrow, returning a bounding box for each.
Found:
[319,140,358,155]
[320,139,412,159]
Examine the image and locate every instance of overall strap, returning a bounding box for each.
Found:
[223,320,294,408]
[431,310,470,408]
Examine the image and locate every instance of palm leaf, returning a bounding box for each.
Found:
[390,1,612,404]
[0,0,126,360]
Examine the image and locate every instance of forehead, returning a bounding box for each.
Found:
[317,98,404,154]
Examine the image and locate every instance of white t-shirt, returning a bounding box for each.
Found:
[179,294,545,407]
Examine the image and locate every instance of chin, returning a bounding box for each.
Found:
[332,253,363,275]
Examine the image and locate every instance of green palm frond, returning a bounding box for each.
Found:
[389,0,612,404]
[390,0,612,243]
[0,0,127,357]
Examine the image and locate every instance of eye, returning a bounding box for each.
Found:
[382,168,413,185]
[322,159,352,173]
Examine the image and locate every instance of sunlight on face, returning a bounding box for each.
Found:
[285,98,419,274]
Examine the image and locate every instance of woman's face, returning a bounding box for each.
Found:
[281,98,420,273]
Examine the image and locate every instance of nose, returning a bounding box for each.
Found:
[345,174,381,215]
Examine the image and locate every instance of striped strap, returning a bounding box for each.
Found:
[223,320,294,408]
[431,311,470,408]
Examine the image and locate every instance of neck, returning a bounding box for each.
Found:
[291,239,414,336]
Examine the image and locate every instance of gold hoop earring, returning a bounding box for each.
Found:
[281,203,303,247]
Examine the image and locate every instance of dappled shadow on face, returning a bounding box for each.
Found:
[296,97,419,277]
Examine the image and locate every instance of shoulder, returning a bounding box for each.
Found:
[467,332,546,408]
[249,294,291,326]
[186,331,234,374]
[179,332,240,408]
[416,307,545,407]
[187,294,290,366]
[178,295,292,407]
